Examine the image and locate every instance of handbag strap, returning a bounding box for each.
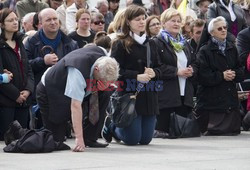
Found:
[134,42,151,97]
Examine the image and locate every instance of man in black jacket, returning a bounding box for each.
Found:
[24,8,78,129]
[36,45,119,151]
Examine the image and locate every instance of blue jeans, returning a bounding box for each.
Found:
[113,115,156,145]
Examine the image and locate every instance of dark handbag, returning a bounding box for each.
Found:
[107,43,151,128]
[168,112,201,138]
[108,91,137,128]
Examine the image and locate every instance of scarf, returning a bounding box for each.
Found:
[160,29,185,52]
[129,31,146,45]
[212,37,226,55]
[39,29,62,53]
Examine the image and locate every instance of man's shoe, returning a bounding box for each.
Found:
[4,120,28,145]
[85,140,109,148]
[101,116,113,143]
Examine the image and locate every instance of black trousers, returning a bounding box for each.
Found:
[36,82,111,142]
[155,97,192,133]
[0,106,29,140]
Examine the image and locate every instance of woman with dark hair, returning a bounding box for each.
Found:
[145,15,161,38]
[108,0,120,16]
[102,5,162,145]
[0,8,34,140]
[196,16,244,135]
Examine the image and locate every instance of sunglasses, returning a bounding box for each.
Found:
[149,22,161,27]
[217,26,227,31]
[94,21,105,25]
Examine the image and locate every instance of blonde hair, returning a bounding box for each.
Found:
[112,8,126,33]
[160,8,183,24]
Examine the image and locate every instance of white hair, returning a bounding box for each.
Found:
[208,16,227,34]
[96,0,109,8]
[93,56,120,82]
[22,12,36,23]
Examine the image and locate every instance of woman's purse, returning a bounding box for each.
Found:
[107,43,151,128]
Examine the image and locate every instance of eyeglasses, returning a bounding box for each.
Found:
[94,21,105,25]
[149,22,160,28]
[217,26,227,31]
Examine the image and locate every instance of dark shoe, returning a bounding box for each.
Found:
[4,120,28,145]
[85,140,109,148]
[101,116,113,143]
[153,130,169,138]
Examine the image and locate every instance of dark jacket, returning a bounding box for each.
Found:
[110,38,162,116]
[153,34,196,110]
[0,34,34,107]
[3,129,70,153]
[24,29,78,86]
[236,27,250,77]
[207,0,247,36]
[196,39,244,112]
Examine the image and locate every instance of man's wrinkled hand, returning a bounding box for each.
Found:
[73,137,85,152]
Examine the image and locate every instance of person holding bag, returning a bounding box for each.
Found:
[153,8,197,138]
[101,4,162,145]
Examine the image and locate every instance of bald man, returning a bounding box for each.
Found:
[25,8,78,87]
[24,8,78,132]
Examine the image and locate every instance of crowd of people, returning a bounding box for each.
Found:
[0,0,250,152]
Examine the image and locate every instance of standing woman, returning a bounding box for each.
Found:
[102,5,162,145]
[68,8,95,48]
[153,8,196,137]
[0,9,34,140]
[145,15,161,38]
[108,0,120,16]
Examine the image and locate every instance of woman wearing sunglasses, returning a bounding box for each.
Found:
[196,16,244,136]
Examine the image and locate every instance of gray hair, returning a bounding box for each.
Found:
[208,16,227,34]
[96,0,109,8]
[93,56,120,82]
[22,12,36,23]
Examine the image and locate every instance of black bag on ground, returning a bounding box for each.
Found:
[168,112,201,138]
[3,129,70,153]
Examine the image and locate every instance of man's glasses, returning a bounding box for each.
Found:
[217,26,227,31]
[149,22,160,28]
[94,21,105,25]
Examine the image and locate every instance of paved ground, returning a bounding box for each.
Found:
[1,132,250,170]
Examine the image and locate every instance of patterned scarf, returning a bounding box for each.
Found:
[211,37,226,55]
[160,30,185,52]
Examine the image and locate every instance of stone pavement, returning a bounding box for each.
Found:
[1,132,250,170]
